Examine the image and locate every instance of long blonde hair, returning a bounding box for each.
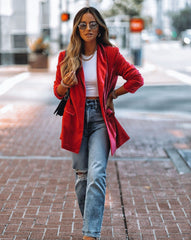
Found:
[60,7,112,76]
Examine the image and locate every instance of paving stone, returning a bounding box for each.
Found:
[0,69,191,239]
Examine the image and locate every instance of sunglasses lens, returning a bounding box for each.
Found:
[78,23,87,30]
[78,22,98,30]
[89,22,98,29]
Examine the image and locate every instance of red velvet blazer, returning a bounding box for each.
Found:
[54,44,144,155]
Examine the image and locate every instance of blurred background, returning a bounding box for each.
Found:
[0,0,191,66]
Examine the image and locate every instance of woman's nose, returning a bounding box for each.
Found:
[86,23,91,30]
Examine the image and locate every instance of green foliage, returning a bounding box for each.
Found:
[103,0,144,18]
[169,6,191,36]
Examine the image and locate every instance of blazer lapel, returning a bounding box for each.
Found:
[97,44,108,107]
[77,66,86,89]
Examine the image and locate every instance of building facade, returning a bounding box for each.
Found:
[1,0,190,65]
[0,0,50,65]
[0,0,102,65]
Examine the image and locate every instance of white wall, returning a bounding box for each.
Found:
[0,0,13,16]
[26,0,41,35]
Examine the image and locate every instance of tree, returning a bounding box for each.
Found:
[169,6,191,36]
[103,0,144,18]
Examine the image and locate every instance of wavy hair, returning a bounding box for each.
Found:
[60,7,112,77]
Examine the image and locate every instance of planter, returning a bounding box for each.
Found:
[28,53,48,69]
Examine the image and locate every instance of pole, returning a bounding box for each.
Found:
[59,0,63,49]
[86,0,89,6]
[63,0,69,47]
[156,0,163,37]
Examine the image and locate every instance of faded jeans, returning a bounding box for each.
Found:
[72,99,110,238]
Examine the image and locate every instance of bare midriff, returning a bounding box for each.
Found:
[86,97,99,99]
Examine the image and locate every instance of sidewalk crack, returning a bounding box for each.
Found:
[115,161,129,240]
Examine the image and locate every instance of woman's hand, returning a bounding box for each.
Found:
[106,87,128,113]
[106,92,115,112]
[61,71,78,88]
[57,71,78,97]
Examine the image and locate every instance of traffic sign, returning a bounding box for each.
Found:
[61,12,70,22]
[130,18,144,32]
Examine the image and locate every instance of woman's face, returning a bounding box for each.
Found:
[78,13,99,44]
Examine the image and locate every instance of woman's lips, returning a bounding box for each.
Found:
[85,33,93,37]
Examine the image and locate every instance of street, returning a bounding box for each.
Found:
[143,41,191,77]
[115,41,191,119]
[0,71,53,105]
[115,84,191,116]
[1,41,191,115]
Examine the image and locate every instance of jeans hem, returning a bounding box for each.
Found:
[83,231,101,238]
[73,168,88,172]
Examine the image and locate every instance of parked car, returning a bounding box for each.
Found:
[180,29,191,46]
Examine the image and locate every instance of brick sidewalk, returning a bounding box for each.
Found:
[0,66,191,239]
[0,103,190,239]
[1,103,191,159]
[0,158,190,239]
[118,161,191,240]
[0,157,190,240]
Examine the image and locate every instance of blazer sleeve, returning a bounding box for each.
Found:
[53,51,66,99]
[114,48,144,93]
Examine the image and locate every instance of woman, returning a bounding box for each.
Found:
[54,7,144,240]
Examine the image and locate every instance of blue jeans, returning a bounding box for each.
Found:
[72,99,110,238]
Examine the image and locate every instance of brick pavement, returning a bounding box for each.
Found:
[0,67,191,239]
[0,158,128,240]
[0,157,190,239]
[1,103,191,159]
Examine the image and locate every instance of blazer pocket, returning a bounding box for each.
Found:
[65,108,76,116]
[64,102,76,116]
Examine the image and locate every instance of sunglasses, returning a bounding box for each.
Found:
[78,21,98,30]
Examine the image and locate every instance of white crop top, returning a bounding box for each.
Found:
[82,51,98,97]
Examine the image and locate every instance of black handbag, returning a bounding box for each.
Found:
[54,89,70,116]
